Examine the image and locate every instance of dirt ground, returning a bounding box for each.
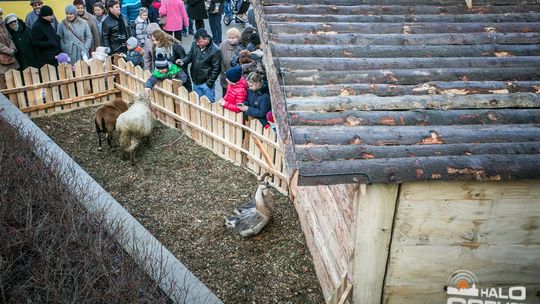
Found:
[32,106,324,304]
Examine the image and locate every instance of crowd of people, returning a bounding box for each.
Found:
[0,0,273,129]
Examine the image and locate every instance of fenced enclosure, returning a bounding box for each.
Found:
[1,59,287,194]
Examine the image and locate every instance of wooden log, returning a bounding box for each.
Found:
[296,154,540,185]
[252,0,299,175]
[294,186,337,300]
[268,22,540,35]
[273,44,540,59]
[283,68,540,86]
[263,0,538,5]
[296,142,540,162]
[285,81,540,98]
[270,32,540,45]
[279,56,540,72]
[293,124,540,146]
[263,4,540,15]
[265,12,540,23]
[290,109,540,127]
[286,93,540,112]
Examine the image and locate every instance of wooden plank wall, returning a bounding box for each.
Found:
[383,180,540,304]
[113,59,289,194]
[294,183,358,303]
[2,60,118,117]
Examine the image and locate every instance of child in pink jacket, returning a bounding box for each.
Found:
[159,0,189,41]
[218,66,248,113]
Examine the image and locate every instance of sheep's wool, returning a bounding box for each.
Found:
[116,94,153,154]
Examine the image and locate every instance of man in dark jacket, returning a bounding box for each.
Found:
[30,6,60,68]
[180,28,221,102]
[101,0,129,55]
[5,14,37,70]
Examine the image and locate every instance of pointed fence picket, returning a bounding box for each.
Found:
[1,58,288,195]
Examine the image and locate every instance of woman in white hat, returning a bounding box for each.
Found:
[0,8,20,89]
[5,13,37,70]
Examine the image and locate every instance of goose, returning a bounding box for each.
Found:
[225,174,275,237]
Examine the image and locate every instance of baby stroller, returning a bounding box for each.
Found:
[223,0,251,26]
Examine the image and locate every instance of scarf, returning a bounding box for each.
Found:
[109,13,128,40]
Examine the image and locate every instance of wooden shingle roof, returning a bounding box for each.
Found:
[255,0,540,185]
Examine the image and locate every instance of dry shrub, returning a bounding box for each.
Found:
[0,117,171,304]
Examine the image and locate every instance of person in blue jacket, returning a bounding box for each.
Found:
[237,71,271,127]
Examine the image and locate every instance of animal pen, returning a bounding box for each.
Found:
[1,58,288,195]
[3,0,540,303]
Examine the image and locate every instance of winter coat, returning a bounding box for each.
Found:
[31,17,61,67]
[134,16,148,47]
[222,77,247,113]
[95,15,107,34]
[218,38,238,89]
[244,84,271,126]
[26,11,58,31]
[79,11,101,50]
[159,0,189,32]
[125,46,144,66]
[101,14,129,55]
[182,38,221,87]
[186,0,208,20]
[57,18,92,64]
[207,0,224,15]
[6,19,37,70]
[148,1,161,23]
[143,38,154,70]
[0,21,19,75]
[121,0,142,24]
[144,63,188,89]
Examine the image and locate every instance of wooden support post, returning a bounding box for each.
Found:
[352,183,399,304]
[251,134,274,169]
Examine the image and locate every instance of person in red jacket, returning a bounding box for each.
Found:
[218,65,247,113]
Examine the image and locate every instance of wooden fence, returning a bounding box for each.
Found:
[2,59,118,115]
[1,59,288,194]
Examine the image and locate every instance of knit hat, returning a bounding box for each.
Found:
[126,37,138,48]
[56,53,71,64]
[225,66,242,83]
[30,0,43,5]
[155,53,169,69]
[39,5,54,17]
[4,14,18,25]
[65,4,77,15]
[146,23,160,36]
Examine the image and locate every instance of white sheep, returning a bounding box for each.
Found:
[116,93,154,165]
